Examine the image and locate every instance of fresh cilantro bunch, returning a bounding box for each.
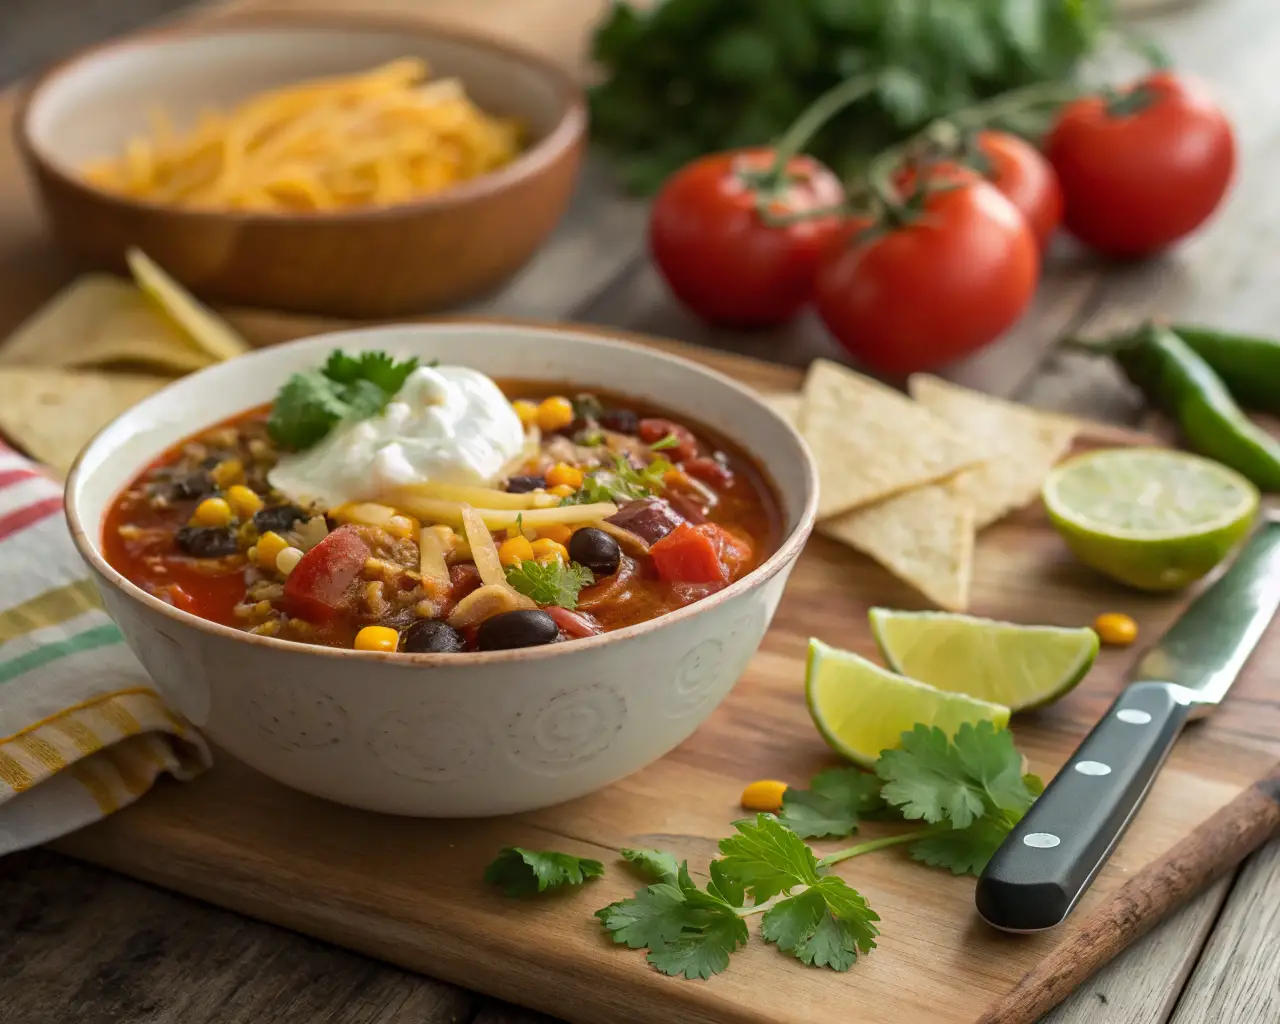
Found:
[589,0,1111,193]
[504,559,595,609]
[267,349,421,450]
[483,721,1043,982]
[561,453,673,506]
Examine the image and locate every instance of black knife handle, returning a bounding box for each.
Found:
[975,681,1195,932]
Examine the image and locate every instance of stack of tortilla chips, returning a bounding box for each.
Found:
[0,250,251,476]
[765,359,1080,611]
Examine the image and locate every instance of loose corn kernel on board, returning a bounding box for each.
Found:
[49,314,1280,1024]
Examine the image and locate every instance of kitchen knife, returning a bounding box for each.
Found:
[976,516,1280,933]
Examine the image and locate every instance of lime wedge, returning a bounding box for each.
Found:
[868,608,1098,712]
[805,638,1009,768]
[1043,448,1258,591]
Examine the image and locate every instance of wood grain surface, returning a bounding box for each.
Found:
[2,1,1280,1023]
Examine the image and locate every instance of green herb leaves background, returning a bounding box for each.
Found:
[589,0,1112,193]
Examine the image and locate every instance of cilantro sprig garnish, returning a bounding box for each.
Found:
[483,847,604,897]
[267,349,421,451]
[561,453,673,506]
[483,721,1043,980]
[598,815,880,978]
[504,559,594,608]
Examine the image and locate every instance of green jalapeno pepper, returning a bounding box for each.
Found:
[1107,322,1280,491]
[1171,325,1280,413]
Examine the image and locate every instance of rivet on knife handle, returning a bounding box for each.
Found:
[975,681,1193,931]
[976,519,1280,932]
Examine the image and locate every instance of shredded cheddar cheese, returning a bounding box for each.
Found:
[82,59,522,213]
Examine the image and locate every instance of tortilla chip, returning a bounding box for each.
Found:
[0,367,170,476]
[127,248,251,362]
[819,483,975,611]
[0,275,216,374]
[909,375,1079,529]
[800,360,980,519]
[761,391,803,425]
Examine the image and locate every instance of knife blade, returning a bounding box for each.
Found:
[976,516,1280,933]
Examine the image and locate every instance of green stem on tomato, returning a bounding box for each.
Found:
[758,73,882,187]
[862,80,1086,216]
[817,826,942,868]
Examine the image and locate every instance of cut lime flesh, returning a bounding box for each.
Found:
[1043,448,1258,592]
[805,638,1009,768]
[868,608,1098,712]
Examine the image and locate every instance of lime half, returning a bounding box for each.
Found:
[805,638,1009,768]
[869,608,1098,712]
[1043,448,1258,592]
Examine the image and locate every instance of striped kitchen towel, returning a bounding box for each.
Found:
[0,442,210,855]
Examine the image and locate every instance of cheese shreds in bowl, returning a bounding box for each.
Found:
[81,59,523,213]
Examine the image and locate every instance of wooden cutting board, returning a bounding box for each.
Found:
[44,311,1280,1024]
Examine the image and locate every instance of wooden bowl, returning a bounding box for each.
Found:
[14,14,586,318]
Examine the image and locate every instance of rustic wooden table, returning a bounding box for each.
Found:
[0,1,1278,1023]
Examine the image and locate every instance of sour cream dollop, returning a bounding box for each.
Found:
[268,364,525,508]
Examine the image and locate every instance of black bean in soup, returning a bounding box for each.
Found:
[175,525,239,558]
[599,408,639,435]
[476,610,559,651]
[401,619,466,654]
[568,528,621,577]
[253,504,307,534]
[505,475,546,494]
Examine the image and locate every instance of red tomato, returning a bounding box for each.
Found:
[649,149,846,327]
[973,132,1062,250]
[898,132,1062,250]
[1045,72,1235,257]
[638,418,698,462]
[282,526,370,622]
[683,456,734,489]
[650,523,730,584]
[814,181,1039,374]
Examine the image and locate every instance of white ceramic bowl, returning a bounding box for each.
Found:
[66,324,818,816]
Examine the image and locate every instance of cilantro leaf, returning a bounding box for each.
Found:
[717,813,823,903]
[483,847,604,897]
[596,862,748,979]
[873,722,1044,877]
[761,877,879,972]
[267,370,351,451]
[706,859,746,908]
[645,913,747,980]
[650,433,681,451]
[268,349,420,451]
[323,350,419,394]
[561,454,672,506]
[620,847,680,884]
[877,721,1036,829]
[907,818,1010,877]
[779,767,887,839]
[504,559,594,609]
